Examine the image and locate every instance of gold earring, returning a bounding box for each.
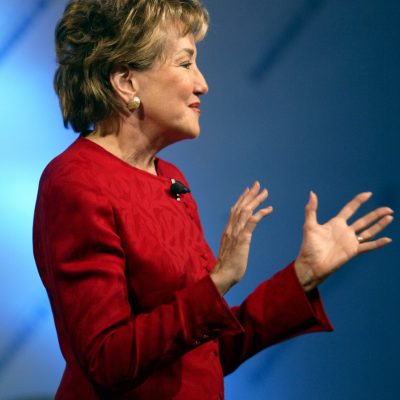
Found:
[127,96,141,111]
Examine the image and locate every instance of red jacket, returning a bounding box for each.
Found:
[33,137,333,399]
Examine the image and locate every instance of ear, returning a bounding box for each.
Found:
[110,65,139,104]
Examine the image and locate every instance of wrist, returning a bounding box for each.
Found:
[210,266,239,295]
[294,259,319,292]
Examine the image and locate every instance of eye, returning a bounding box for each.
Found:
[180,62,193,69]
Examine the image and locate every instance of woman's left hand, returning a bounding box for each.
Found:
[295,191,394,292]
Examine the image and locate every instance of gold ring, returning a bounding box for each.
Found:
[357,236,364,243]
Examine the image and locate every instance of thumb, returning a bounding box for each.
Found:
[305,191,318,224]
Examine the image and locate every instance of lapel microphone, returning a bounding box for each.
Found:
[170,179,190,201]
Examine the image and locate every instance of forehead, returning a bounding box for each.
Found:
[162,27,197,58]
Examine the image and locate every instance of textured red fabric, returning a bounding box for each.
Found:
[33,137,333,399]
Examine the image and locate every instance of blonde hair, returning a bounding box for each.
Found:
[54,0,209,134]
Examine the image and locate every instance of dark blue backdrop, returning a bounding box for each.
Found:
[0,0,398,398]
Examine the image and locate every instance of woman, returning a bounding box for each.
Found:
[33,0,393,399]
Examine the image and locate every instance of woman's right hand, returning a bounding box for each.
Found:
[211,181,273,295]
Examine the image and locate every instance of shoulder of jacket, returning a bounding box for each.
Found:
[39,139,101,193]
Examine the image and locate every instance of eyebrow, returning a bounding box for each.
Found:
[176,48,195,57]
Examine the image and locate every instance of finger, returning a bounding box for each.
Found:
[358,237,392,254]
[305,191,318,225]
[356,215,394,241]
[245,187,269,211]
[237,188,269,220]
[240,181,261,208]
[231,187,250,212]
[234,188,269,232]
[351,207,394,232]
[245,206,273,234]
[229,182,262,229]
[337,192,372,221]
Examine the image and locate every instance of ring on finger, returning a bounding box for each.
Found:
[357,235,365,243]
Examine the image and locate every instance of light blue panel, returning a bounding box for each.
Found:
[0,0,72,398]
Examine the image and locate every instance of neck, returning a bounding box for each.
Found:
[87,118,163,176]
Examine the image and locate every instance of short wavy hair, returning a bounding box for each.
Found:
[54,0,209,135]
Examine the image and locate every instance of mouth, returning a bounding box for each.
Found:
[188,102,201,113]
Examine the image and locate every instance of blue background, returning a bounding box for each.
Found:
[0,0,398,399]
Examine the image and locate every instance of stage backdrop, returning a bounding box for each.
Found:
[0,0,398,399]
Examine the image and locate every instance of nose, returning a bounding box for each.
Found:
[194,66,209,96]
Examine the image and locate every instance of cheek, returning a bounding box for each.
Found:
[140,73,193,118]
[167,74,193,99]
[180,79,193,98]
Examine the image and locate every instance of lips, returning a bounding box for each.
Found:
[188,102,201,113]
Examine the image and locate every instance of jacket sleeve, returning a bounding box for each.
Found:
[218,261,334,375]
[33,171,244,391]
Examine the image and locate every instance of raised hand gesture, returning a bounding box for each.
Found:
[295,191,394,292]
[211,181,273,294]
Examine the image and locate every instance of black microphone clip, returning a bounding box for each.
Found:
[170,179,191,201]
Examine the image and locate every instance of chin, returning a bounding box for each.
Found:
[163,119,201,143]
[175,125,201,141]
[187,126,201,138]
[185,130,201,141]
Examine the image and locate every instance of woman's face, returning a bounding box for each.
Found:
[133,28,209,144]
